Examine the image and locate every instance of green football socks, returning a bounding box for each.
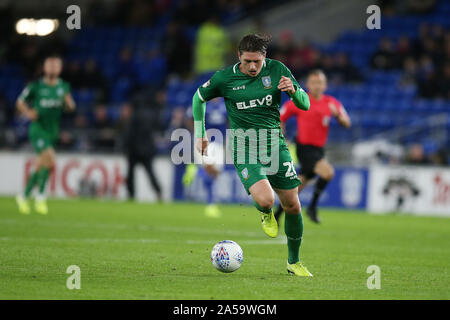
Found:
[37,167,50,195]
[285,211,303,264]
[24,171,39,197]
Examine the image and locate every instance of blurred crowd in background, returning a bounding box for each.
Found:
[372,24,450,99]
[0,0,448,166]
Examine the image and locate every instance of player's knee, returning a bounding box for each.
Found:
[48,161,55,170]
[256,194,274,211]
[34,159,42,170]
[283,199,301,214]
[45,157,55,169]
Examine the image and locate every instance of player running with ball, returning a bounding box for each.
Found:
[15,55,76,215]
[192,34,313,276]
[275,69,351,224]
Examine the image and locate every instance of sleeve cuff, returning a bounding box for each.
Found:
[197,89,205,102]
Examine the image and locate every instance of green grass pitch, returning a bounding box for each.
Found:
[0,196,449,300]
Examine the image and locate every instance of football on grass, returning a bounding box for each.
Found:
[211,240,243,273]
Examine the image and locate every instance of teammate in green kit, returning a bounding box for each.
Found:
[192,34,313,276]
[15,55,76,215]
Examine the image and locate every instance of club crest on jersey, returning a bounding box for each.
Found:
[262,76,271,89]
[202,80,211,88]
[241,168,249,180]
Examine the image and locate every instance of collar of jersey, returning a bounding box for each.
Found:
[40,77,62,87]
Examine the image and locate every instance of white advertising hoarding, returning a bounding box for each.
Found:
[0,152,173,202]
[368,165,450,217]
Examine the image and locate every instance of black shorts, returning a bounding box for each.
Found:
[296,143,325,180]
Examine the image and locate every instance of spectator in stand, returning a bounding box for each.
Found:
[431,24,445,45]
[421,37,440,64]
[399,56,419,87]
[135,47,167,86]
[120,0,156,26]
[162,21,193,78]
[270,30,297,67]
[371,37,396,70]
[290,53,309,82]
[430,148,449,166]
[173,0,210,26]
[194,16,230,74]
[90,104,116,151]
[167,107,187,133]
[73,113,90,151]
[334,53,363,83]
[436,62,450,99]
[117,47,136,81]
[219,0,246,24]
[444,31,450,54]
[81,59,109,100]
[308,48,323,70]
[405,144,430,165]
[58,130,75,150]
[412,23,428,58]
[417,54,440,99]
[321,54,335,80]
[395,36,412,68]
[444,38,450,64]
[61,61,83,89]
[407,0,437,14]
[296,39,314,67]
[418,54,435,76]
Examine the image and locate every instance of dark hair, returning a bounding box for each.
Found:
[238,34,272,55]
[44,54,62,62]
[308,69,326,78]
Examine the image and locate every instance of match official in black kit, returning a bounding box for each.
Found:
[122,89,163,202]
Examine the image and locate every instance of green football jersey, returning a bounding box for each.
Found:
[197,58,303,132]
[18,78,71,138]
[197,58,305,162]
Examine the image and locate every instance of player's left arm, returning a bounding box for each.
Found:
[278,64,310,111]
[329,100,351,128]
[64,93,76,112]
[63,82,76,112]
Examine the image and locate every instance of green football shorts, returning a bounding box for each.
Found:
[234,145,302,195]
[29,124,56,154]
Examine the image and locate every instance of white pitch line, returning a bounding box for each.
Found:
[0,237,160,244]
[185,238,287,245]
[0,236,286,245]
[0,218,263,238]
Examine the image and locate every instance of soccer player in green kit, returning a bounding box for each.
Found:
[15,55,76,215]
[192,34,313,276]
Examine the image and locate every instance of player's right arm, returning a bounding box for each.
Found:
[278,62,310,111]
[192,71,223,155]
[16,83,37,121]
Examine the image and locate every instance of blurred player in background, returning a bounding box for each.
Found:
[15,55,76,214]
[123,94,163,202]
[275,69,351,224]
[192,34,313,276]
[183,97,227,218]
